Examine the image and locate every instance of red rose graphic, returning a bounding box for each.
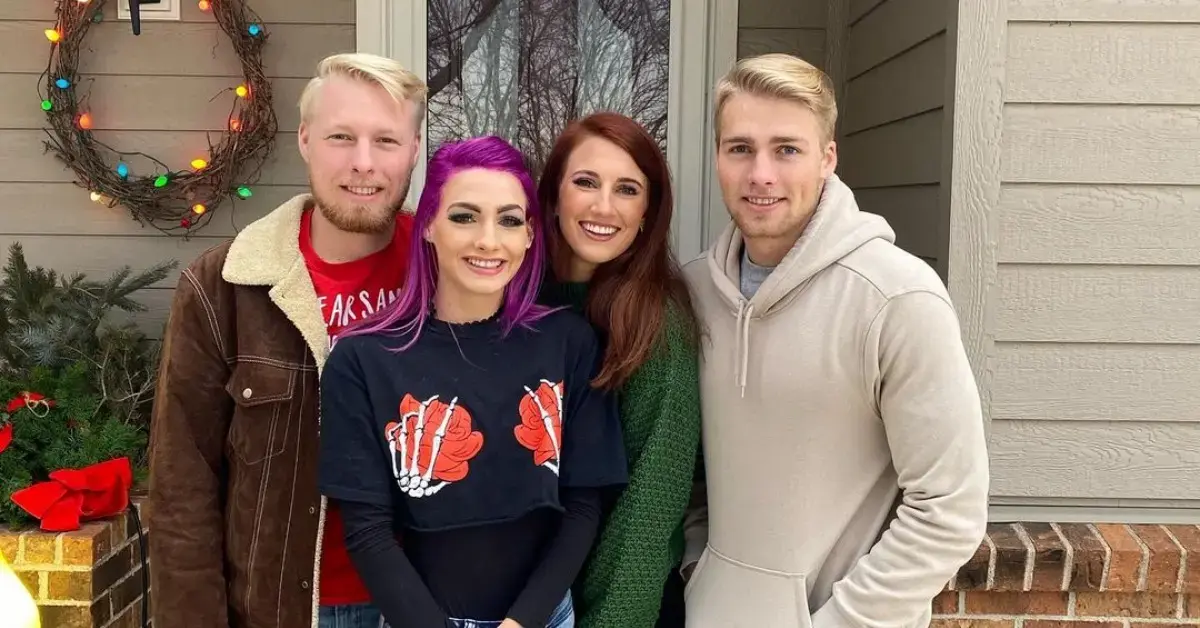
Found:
[515,380,564,474]
[385,393,483,498]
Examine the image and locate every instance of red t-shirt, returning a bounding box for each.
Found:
[299,206,413,606]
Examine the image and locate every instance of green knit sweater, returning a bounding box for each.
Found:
[540,281,702,628]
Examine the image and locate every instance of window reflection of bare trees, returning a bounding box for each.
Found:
[426,0,671,177]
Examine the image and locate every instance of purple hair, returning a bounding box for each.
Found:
[341,135,554,348]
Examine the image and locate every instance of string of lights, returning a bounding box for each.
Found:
[38,0,278,236]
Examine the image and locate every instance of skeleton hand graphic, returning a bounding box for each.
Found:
[385,394,484,498]
[515,380,564,475]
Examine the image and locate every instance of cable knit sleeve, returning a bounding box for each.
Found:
[812,289,990,628]
[575,310,703,628]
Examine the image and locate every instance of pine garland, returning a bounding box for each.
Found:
[0,243,174,528]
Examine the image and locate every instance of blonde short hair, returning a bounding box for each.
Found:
[298,52,429,128]
[714,53,838,143]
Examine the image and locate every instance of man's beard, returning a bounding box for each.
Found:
[314,176,411,234]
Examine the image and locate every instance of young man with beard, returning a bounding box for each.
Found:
[680,53,990,627]
[147,52,426,628]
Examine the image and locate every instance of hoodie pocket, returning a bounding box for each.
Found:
[684,544,813,628]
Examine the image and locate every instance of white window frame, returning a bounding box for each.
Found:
[354,0,739,262]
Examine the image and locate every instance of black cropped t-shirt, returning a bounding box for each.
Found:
[318,308,628,626]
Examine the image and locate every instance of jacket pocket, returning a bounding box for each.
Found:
[684,544,813,628]
[225,360,297,465]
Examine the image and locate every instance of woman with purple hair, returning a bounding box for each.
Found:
[317,135,628,628]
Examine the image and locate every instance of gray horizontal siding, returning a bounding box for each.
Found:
[0,0,354,338]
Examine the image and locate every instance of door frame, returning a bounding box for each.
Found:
[354,0,739,261]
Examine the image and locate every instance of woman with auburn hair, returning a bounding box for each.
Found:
[318,135,628,628]
[538,112,702,628]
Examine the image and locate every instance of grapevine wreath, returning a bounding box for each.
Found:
[38,0,278,236]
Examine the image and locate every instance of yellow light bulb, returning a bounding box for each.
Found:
[191,158,208,170]
[90,191,102,202]
[0,551,40,628]
[235,85,249,98]
[45,29,61,43]
[192,204,207,215]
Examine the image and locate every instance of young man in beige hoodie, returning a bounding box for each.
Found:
[679,53,990,628]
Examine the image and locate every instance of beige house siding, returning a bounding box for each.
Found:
[836,0,951,278]
[972,1,1200,507]
[0,0,354,337]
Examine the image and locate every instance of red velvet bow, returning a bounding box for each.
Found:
[10,457,133,532]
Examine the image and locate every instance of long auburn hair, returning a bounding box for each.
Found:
[540,112,699,390]
[343,135,553,348]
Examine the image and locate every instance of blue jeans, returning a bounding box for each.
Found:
[319,603,383,628]
[325,593,573,628]
[446,593,575,628]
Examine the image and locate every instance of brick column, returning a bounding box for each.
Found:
[936,522,1200,626]
[0,498,151,628]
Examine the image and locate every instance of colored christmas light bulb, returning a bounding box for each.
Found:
[55,78,70,89]
[92,12,103,23]
[154,175,169,188]
[77,112,93,129]
[228,118,241,131]
[90,191,102,202]
[45,29,61,43]
[116,162,129,178]
[198,0,211,10]
[248,24,261,36]
[235,84,249,98]
[192,204,207,215]
[191,158,208,170]
[237,186,252,199]
[181,218,191,227]
[40,100,52,111]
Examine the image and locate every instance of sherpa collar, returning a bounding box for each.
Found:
[222,193,331,371]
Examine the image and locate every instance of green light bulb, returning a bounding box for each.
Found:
[40,100,52,111]
[236,186,252,199]
[154,175,169,188]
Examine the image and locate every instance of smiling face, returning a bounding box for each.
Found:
[716,91,837,264]
[554,135,649,280]
[426,168,532,316]
[298,73,421,234]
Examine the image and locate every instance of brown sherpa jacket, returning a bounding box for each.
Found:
[148,194,339,628]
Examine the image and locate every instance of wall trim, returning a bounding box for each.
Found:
[991,497,1200,525]
[945,0,1005,431]
[355,0,738,260]
[991,505,1200,525]
[679,0,740,260]
[824,0,849,145]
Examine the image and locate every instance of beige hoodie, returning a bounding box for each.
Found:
[680,174,989,628]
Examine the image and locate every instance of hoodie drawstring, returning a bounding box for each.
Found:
[735,301,753,398]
